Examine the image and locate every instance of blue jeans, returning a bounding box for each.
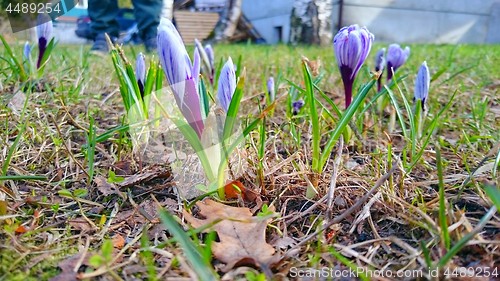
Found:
[88,0,163,41]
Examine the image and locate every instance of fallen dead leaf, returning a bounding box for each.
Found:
[118,165,171,188]
[94,176,123,197]
[7,91,26,115]
[184,199,280,272]
[223,180,258,202]
[68,217,94,232]
[301,55,321,76]
[15,225,28,234]
[113,160,133,175]
[112,234,125,249]
[0,200,7,216]
[49,253,89,281]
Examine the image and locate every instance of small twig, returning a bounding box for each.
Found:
[49,114,89,178]
[284,195,327,225]
[349,191,382,234]
[58,97,88,132]
[74,235,90,272]
[455,140,500,202]
[438,205,497,268]
[325,135,343,221]
[97,202,120,240]
[286,164,398,256]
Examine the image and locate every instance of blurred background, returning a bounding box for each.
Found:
[1,0,499,44]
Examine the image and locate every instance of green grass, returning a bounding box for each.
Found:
[0,41,499,280]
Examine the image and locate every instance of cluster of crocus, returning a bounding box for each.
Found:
[157,18,237,140]
[135,53,146,97]
[386,44,410,81]
[36,15,53,69]
[414,61,430,111]
[333,24,374,108]
[157,18,204,138]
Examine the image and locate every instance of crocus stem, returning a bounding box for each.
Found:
[415,100,423,139]
[377,75,382,92]
[343,79,353,108]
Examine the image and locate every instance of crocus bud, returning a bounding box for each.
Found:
[292,100,305,115]
[135,53,146,97]
[193,47,201,86]
[157,18,204,138]
[217,57,236,112]
[204,44,214,69]
[267,76,275,102]
[23,41,31,61]
[374,48,385,92]
[36,14,53,69]
[414,61,430,111]
[386,44,410,81]
[204,44,215,84]
[333,24,374,108]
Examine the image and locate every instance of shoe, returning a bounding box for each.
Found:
[90,33,113,55]
[144,37,157,53]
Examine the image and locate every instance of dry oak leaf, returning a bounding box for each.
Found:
[183,199,280,272]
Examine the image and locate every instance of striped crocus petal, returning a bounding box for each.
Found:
[181,77,205,138]
[204,44,214,70]
[205,44,215,85]
[414,61,430,109]
[353,26,374,78]
[157,18,204,138]
[374,48,385,72]
[158,18,191,103]
[267,76,275,102]
[204,44,215,84]
[333,24,374,108]
[386,44,410,80]
[217,57,236,112]
[23,41,31,61]
[136,53,146,97]
[193,47,201,86]
[36,15,53,68]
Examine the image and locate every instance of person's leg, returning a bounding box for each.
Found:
[131,0,163,50]
[88,0,120,39]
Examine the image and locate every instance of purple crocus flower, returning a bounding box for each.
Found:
[292,100,305,115]
[36,15,53,69]
[217,57,236,112]
[374,48,385,92]
[136,52,146,97]
[333,24,374,108]
[23,41,31,61]
[386,44,410,81]
[414,61,430,111]
[193,47,201,86]
[267,76,275,102]
[204,44,215,84]
[157,18,204,138]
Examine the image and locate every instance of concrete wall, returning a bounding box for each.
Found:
[242,0,500,44]
[340,0,500,43]
[242,0,294,44]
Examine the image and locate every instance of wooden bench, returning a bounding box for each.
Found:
[173,11,219,44]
